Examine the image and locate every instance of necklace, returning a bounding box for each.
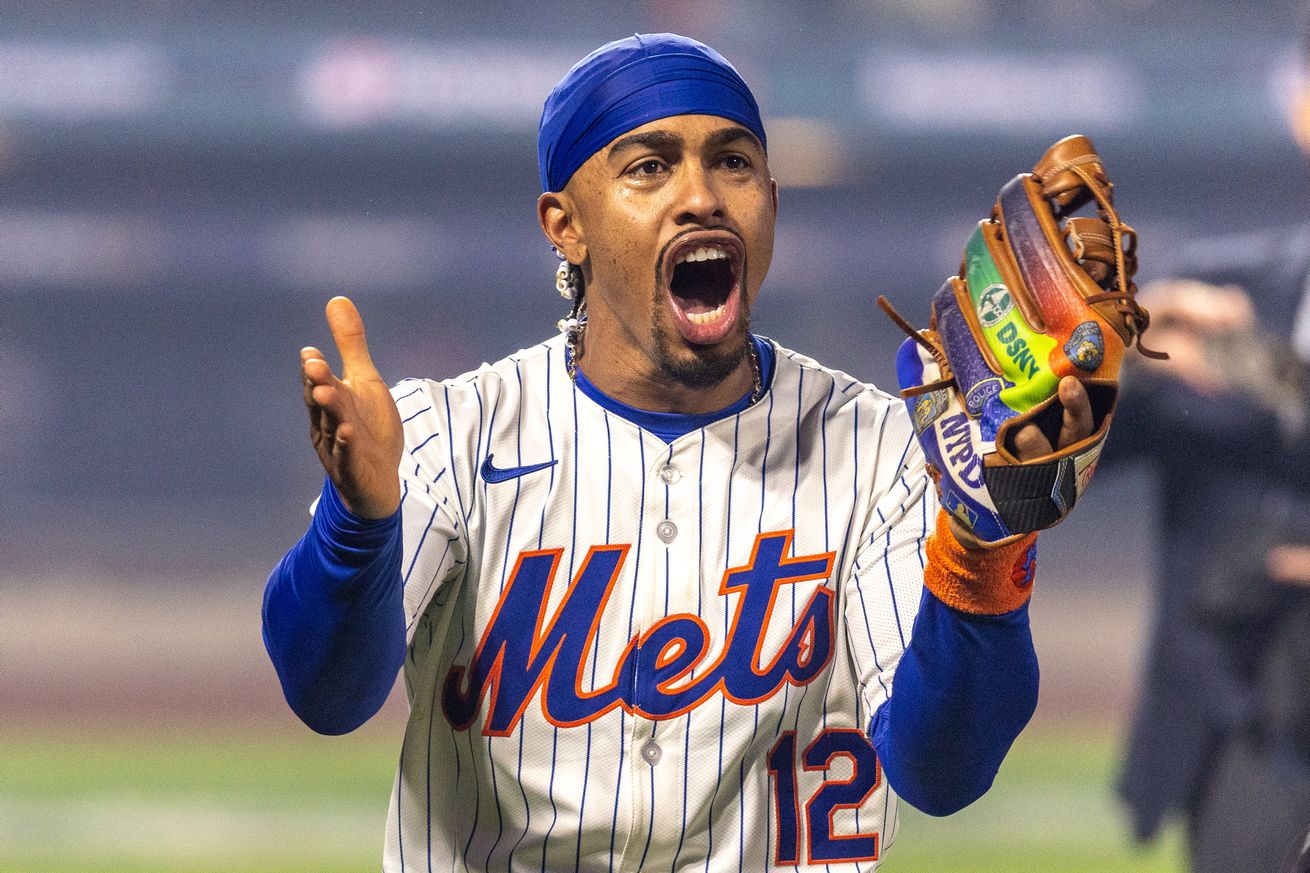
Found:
[747,338,763,403]
[565,329,764,405]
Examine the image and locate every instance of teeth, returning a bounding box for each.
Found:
[676,245,728,265]
[686,303,726,325]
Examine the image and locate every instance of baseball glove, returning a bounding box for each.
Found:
[879,134,1162,546]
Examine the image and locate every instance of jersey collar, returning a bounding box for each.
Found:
[568,334,776,443]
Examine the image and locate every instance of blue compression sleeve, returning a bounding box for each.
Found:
[870,587,1039,816]
[261,477,406,735]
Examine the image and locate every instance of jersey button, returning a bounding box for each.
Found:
[641,740,662,765]
[656,520,677,543]
[658,464,681,484]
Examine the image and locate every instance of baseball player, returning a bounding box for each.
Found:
[263,33,1116,872]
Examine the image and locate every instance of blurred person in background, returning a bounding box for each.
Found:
[1285,821,1310,872]
[1111,32,1310,871]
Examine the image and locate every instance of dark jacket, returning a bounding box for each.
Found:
[1108,224,1310,841]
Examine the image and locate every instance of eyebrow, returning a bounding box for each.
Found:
[607,130,681,161]
[606,124,763,162]
[705,126,763,152]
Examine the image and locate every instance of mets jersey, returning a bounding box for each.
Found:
[380,332,934,872]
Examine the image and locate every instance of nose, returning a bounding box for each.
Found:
[674,163,726,226]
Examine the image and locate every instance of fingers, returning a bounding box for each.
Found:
[300,345,347,455]
[325,296,381,381]
[1011,421,1053,460]
[1055,376,1093,449]
[301,346,339,412]
[1266,545,1310,586]
[1011,377,1095,461]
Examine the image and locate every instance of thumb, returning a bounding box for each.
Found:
[325,296,381,380]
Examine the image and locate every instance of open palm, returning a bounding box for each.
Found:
[300,296,404,519]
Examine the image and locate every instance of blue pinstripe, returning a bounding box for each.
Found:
[568,381,593,873]
[412,430,441,454]
[406,535,456,634]
[397,731,408,872]
[537,348,562,873]
[605,430,645,872]
[605,412,627,873]
[444,588,470,873]
[637,718,658,870]
[704,414,740,873]
[402,405,433,425]
[443,386,467,521]
[426,681,435,873]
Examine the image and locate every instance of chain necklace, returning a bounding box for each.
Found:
[746,337,763,403]
[564,326,763,405]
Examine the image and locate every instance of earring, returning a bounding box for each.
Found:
[554,250,580,300]
[551,248,585,379]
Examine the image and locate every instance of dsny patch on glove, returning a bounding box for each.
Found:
[880,134,1162,546]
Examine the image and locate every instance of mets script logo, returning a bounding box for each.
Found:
[442,531,836,736]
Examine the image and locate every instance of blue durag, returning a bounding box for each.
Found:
[537,33,766,193]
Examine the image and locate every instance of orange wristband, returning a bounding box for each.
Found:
[923,509,1038,615]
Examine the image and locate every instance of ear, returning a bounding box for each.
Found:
[769,177,779,214]
[538,191,587,264]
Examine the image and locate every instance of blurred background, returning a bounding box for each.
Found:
[4,0,1308,870]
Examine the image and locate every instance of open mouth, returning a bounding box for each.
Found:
[664,235,743,344]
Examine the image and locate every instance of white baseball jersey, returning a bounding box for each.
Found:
[381,332,934,873]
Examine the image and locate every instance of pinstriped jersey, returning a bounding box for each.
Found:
[381,332,935,873]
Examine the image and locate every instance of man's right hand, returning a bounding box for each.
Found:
[301,296,404,519]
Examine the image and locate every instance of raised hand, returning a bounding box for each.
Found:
[1010,376,1094,461]
[300,296,404,519]
[949,376,1094,549]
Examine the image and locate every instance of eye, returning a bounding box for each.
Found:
[720,153,751,171]
[628,158,667,178]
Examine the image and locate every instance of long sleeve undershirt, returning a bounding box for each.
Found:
[262,478,1037,814]
[261,477,406,736]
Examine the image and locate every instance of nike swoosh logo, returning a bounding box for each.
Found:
[480,453,558,484]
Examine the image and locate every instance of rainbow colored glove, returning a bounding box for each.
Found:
[881,135,1161,546]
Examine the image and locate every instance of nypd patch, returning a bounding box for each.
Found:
[1064,321,1105,372]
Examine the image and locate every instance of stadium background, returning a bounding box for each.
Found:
[3,1,1305,869]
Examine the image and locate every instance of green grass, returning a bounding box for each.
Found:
[0,722,1182,872]
[889,726,1183,872]
[0,724,397,873]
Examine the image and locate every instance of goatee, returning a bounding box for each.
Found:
[651,318,752,391]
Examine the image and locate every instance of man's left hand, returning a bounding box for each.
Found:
[948,376,1093,549]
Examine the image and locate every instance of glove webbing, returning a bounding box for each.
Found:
[1059,162,1166,361]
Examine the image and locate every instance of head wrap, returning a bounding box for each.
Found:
[537,33,766,193]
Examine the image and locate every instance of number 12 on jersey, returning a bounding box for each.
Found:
[768,729,882,865]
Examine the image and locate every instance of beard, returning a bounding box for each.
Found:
[649,295,753,391]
